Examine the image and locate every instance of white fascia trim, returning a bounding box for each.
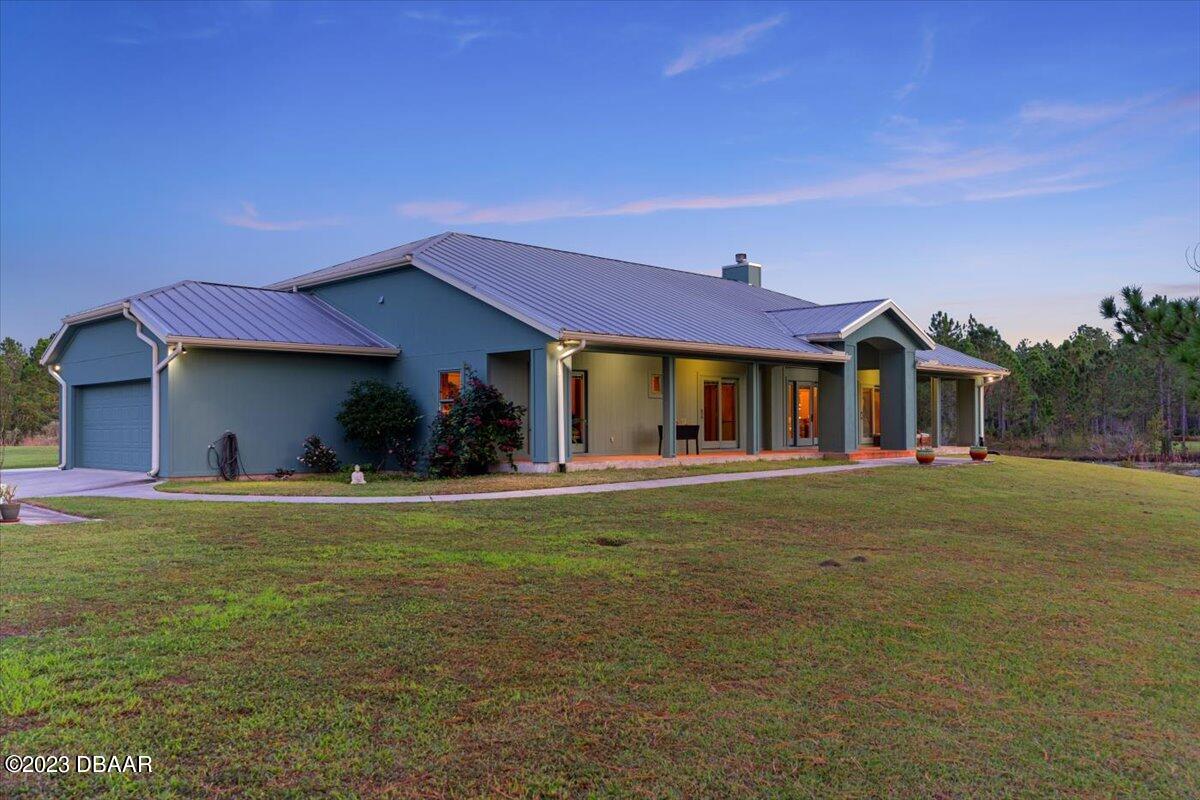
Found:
[562,331,851,363]
[809,300,937,350]
[916,362,1009,379]
[38,324,72,366]
[40,304,170,365]
[266,255,414,291]
[167,337,400,357]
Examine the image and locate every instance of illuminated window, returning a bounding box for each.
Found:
[438,370,461,414]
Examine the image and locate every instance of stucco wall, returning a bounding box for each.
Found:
[165,348,387,477]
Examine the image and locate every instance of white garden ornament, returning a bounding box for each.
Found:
[350,465,366,485]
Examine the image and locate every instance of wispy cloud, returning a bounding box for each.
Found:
[894,26,935,100]
[723,66,792,90]
[403,7,499,51]
[664,14,786,77]
[395,91,1194,225]
[221,202,343,232]
[1018,97,1155,127]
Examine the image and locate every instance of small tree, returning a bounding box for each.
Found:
[337,380,423,470]
[427,368,525,478]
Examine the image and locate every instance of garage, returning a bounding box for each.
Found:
[75,380,151,471]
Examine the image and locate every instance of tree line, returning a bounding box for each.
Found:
[0,334,57,446]
[933,286,1198,459]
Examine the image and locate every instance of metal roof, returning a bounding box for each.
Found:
[916,344,1007,375]
[767,300,888,339]
[270,232,851,358]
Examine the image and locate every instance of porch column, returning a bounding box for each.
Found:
[746,362,762,454]
[956,377,982,446]
[818,353,857,454]
[661,355,677,457]
[929,376,941,447]
[528,346,559,464]
[767,365,785,451]
[879,347,916,451]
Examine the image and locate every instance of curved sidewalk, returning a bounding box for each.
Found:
[48,458,969,504]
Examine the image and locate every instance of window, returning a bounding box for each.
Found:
[438,369,461,415]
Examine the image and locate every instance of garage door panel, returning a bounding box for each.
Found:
[75,380,151,471]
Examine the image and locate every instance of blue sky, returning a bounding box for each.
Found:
[2,1,1197,345]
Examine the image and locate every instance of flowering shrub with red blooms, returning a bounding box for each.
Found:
[427,367,525,477]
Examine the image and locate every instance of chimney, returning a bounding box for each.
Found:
[721,252,762,287]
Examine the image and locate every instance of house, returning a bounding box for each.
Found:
[40,232,1008,476]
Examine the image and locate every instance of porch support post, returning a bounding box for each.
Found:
[879,347,915,451]
[929,376,941,447]
[956,377,982,446]
[746,362,762,454]
[767,365,785,450]
[528,346,558,464]
[818,348,857,454]
[661,355,677,457]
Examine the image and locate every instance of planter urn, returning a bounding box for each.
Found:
[915,449,936,465]
[0,503,21,523]
[969,446,989,462]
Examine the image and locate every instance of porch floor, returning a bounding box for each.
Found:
[516,448,825,473]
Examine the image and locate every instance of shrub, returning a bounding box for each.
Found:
[297,435,339,473]
[427,367,525,478]
[337,380,423,471]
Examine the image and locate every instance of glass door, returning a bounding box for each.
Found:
[570,371,587,453]
[701,378,739,449]
[859,385,881,445]
[786,381,818,446]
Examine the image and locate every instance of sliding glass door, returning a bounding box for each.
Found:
[701,378,738,449]
[785,381,818,447]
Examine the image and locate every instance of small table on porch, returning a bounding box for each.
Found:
[659,424,701,456]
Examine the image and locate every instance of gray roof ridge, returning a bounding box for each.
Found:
[765,298,888,314]
[435,231,816,305]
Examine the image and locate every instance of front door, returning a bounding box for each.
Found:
[859,385,881,445]
[570,371,587,453]
[786,381,818,447]
[701,378,738,449]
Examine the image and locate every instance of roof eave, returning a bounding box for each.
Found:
[917,362,1009,378]
[560,331,850,363]
[167,337,400,357]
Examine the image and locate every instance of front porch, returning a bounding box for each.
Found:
[486,334,991,472]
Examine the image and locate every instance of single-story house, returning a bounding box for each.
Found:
[40,232,1007,476]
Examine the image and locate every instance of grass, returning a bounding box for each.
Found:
[2,456,1198,798]
[0,446,59,470]
[156,456,851,496]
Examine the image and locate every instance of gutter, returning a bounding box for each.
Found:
[45,365,67,469]
[561,331,850,363]
[555,339,587,470]
[166,337,398,357]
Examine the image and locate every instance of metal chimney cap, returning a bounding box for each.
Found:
[735,253,748,264]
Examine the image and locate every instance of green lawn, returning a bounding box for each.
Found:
[0,446,58,470]
[2,457,1197,798]
[157,457,851,496]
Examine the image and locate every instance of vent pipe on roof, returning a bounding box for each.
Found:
[721,253,762,287]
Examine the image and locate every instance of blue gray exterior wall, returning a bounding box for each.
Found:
[52,316,165,470]
[164,348,388,477]
[308,266,554,457]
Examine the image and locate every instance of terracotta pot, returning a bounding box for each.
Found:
[915,450,936,465]
[969,447,988,462]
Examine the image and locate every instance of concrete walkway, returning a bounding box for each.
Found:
[29,457,974,505]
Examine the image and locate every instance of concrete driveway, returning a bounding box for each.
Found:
[0,467,154,498]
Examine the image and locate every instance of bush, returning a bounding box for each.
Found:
[297,435,339,473]
[427,367,525,478]
[336,380,423,470]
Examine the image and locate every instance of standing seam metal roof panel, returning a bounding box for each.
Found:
[128,281,397,349]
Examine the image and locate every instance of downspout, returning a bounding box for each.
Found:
[555,339,586,470]
[46,365,67,469]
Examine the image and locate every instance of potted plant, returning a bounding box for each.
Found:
[915,448,936,465]
[969,445,989,462]
[0,483,20,522]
